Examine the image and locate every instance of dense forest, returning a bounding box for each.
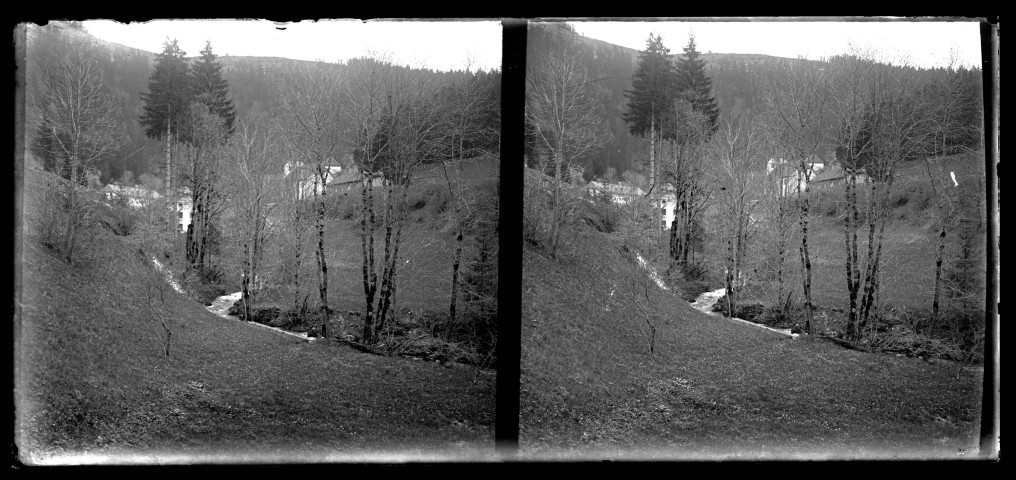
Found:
[24,22,501,186]
[525,22,983,180]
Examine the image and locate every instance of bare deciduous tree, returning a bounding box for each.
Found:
[828,51,935,340]
[223,113,287,322]
[31,48,122,263]
[525,47,604,257]
[345,57,445,345]
[709,113,767,318]
[437,63,499,330]
[762,58,828,335]
[279,64,345,338]
[182,101,228,275]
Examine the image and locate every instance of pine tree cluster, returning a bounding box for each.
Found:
[140,40,237,145]
[623,34,721,142]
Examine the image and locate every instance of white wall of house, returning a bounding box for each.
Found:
[660,193,677,230]
[177,198,192,234]
[103,185,162,209]
[290,163,343,199]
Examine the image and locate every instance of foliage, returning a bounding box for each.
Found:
[31,46,123,263]
[139,39,193,144]
[190,41,237,138]
[623,34,679,141]
[674,35,721,136]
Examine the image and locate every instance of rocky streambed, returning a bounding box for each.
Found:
[206,292,315,342]
[690,288,799,339]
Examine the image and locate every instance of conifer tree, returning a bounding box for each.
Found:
[191,41,236,138]
[140,39,193,201]
[675,35,720,136]
[624,33,679,191]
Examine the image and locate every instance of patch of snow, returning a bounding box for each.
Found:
[150,257,185,294]
[690,287,799,339]
[635,253,670,291]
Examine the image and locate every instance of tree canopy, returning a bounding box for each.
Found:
[139,39,193,144]
[191,41,237,138]
[623,33,679,141]
[675,35,720,136]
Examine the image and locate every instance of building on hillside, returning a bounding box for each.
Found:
[810,162,869,189]
[328,165,387,194]
[101,184,162,209]
[766,154,826,196]
[285,159,344,200]
[176,196,192,234]
[585,180,645,205]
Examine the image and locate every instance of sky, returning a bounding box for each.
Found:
[568,18,983,70]
[79,19,502,72]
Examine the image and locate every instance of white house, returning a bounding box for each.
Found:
[101,184,162,209]
[285,160,344,199]
[767,155,826,196]
[328,165,386,194]
[586,181,645,205]
[176,196,193,234]
[810,162,869,189]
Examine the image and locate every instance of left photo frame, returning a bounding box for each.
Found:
[13,19,506,464]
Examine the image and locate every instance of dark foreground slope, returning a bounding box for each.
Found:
[15,173,494,464]
[520,228,982,460]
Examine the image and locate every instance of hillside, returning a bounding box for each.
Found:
[527,22,984,181]
[520,221,982,459]
[15,167,495,463]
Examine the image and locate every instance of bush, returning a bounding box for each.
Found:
[581,201,621,234]
[711,296,765,322]
[523,169,552,248]
[98,194,138,236]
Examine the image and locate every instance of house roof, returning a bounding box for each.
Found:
[812,163,848,183]
[328,165,384,186]
[102,184,162,199]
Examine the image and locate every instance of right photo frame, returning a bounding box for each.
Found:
[518,18,998,461]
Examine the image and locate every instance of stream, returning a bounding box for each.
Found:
[206,291,315,342]
[690,288,799,339]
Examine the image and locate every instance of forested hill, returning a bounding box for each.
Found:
[23,22,500,186]
[528,22,825,179]
[527,23,982,180]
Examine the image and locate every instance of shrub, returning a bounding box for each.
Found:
[98,193,138,236]
[523,169,552,248]
[582,201,621,234]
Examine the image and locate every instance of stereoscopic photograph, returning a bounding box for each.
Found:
[520,19,993,460]
[12,16,998,465]
[14,19,501,463]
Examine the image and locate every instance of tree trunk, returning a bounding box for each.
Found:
[292,196,303,314]
[844,173,860,340]
[314,171,329,339]
[549,151,563,256]
[682,190,693,265]
[361,172,378,343]
[241,241,251,321]
[797,168,814,335]
[725,237,735,318]
[930,219,948,335]
[62,151,79,262]
[448,228,463,338]
[166,111,173,236]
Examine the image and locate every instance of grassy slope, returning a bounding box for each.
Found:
[16,169,494,463]
[520,227,982,459]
